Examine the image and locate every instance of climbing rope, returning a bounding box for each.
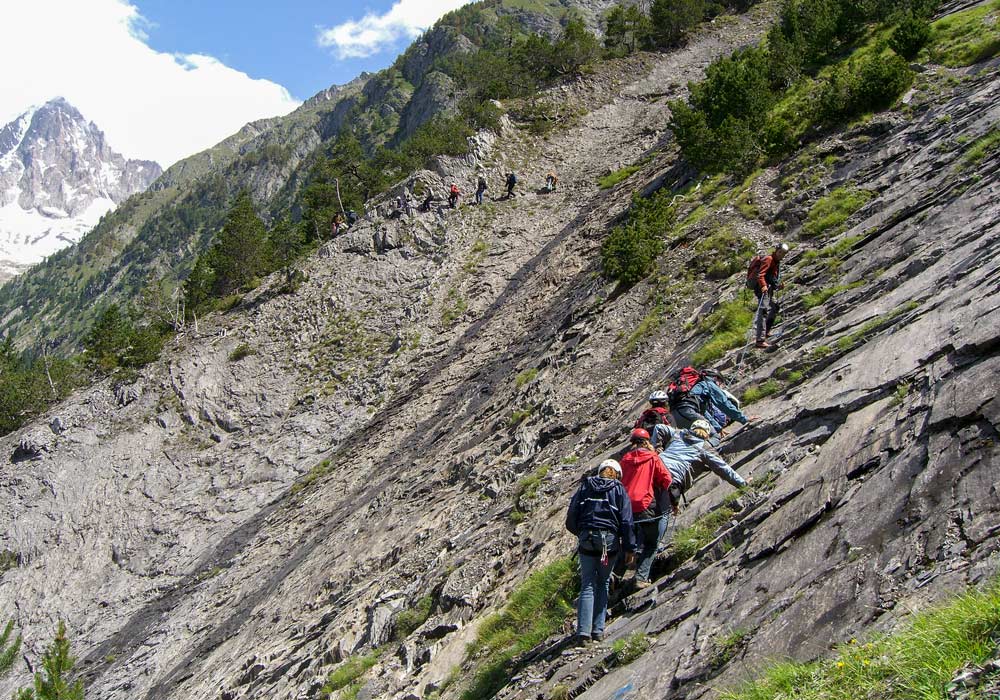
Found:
[734,293,766,377]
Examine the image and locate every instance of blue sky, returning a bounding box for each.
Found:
[0,0,469,166]
[134,0,469,100]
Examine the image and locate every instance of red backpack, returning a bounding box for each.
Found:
[667,367,703,407]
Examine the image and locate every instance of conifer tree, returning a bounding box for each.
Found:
[15,621,84,700]
[210,191,271,296]
[0,618,22,678]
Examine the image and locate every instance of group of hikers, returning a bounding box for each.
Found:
[429,170,561,211]
[563,236,790,644]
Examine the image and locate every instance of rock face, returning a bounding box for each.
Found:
[1,5,999,700]
[0,98,161,278]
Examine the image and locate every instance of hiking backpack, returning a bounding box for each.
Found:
[667,366,703,407]
[639,408,670,434]
[745,255,765,290]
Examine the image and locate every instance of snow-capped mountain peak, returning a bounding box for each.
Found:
[0,97,162,279]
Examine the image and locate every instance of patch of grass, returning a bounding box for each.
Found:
[890,381,911,407]
[670,498,744,562]
[441,287,469,326]
[319,651,382,700]
[960,127,1000,168]
[691,299,756,366]
[0,550,20,574]
[837,302,919,351]
[289,459,333,496]
[509,406,536,428]
[396,596,435,640]
[511,465,550,521]
[550,684,570,700]
[742,380,782,405]
[515,368,539,388]
[802,282,864,309]
[923,0,1000,67]
[228,343,254,362]
[720,577,1000,700]
[692,226,756,280]
[710,628,751,667]
[459,557,579,700]
[802,187,875,239]
[811,345,834,360]
[598,163,642,189]
[801,235,863,264]
[463,237,490,273]
[610,632,650,666]
[785,370,804,384]
[621,299,665,355]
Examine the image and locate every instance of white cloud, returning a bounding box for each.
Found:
[318,0,471,59]
[0,0,301,168]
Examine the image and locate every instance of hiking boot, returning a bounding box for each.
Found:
[755,340,771,349]
[574,634,591,647]
[635,579,652,590]
[592,632,604,643]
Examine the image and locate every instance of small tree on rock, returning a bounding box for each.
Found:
[15,621,84,700]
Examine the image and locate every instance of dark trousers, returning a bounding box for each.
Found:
[754,289,780,341]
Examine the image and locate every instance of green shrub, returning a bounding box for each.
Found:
[598,164,642,189]
[720,577,1000,700]
[515,368,539,388]
[0,619,21,679]
[817,51,913,124]
[889,15,931,59]
[601,191,675,285]
[710,628,751,666]
[395,596,434,640]
[691,300,755,365]
[742,379,782,404]
[611,632,651,665]
[441,288,469,326]
[13,621,84,700]
[228,343,254,362]
[509,406,536,428]
[692,227,755,279]
[460,558,578,700]
[802,281,863,309]
[961,127,1000,168]
[802,187,874,238]
[650,0,705,47]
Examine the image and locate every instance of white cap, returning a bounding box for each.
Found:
[597,459,622,477]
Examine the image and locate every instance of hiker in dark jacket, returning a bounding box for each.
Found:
[751,243,788,348]
[620,429,672,588]
[688,374,753,434]
[505,172,517,198]
[658,421,746,511]
[634,390,672,450]
[566,459,637,643]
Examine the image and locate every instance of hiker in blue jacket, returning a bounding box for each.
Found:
[658,421,746,523]
[566,459,637,644]
[688,373,754,434]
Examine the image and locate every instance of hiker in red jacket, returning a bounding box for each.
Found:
[448,183,461,208]
[749,243,788,348]
[620,428,672,588]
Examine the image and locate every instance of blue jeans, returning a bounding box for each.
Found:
[578,550,617,637]
[476,190,485,204]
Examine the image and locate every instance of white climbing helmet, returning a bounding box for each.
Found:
[648,390,669,403]
[597,459,623,478]
[690,420,713,439]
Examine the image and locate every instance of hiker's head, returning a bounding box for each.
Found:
[774,242,790,261]
[630,428,651,447]
[690,419,712,440]
[648,390,668,408]
[596,459,622,480]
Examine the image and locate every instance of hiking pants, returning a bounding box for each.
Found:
[577,549,618,638]
[475,189,484,205]
[754,290,780,341]
[634,506,662,582]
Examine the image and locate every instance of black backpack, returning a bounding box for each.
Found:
[639,409,669,433]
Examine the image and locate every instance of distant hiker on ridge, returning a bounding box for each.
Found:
[620,428,672,589]
[448,183,461,209]
[545,171,558,192]
[748,242,789,349]
[566,459,637,645]
[505,172,518,199]
[475,175,488,205]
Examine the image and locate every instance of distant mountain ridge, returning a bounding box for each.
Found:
[0,98,161,280]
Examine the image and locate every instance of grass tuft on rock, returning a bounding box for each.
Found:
[720,577,1000,700]
[598,164,642,189]
[610,632,651,666]
[923,0,1000,67]
[691,300,755,365]
[802,187,874,239]
[319,650,382,699]
[460,557,579,700]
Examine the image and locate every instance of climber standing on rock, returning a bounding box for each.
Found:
[748,242,789,349]
[620,428,672,589]
[566,459,637,645]
[505,172,518,199]
[658,420,747,513]
[545,171,558,192]
[448,183,461,209]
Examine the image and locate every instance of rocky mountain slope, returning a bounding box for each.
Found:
[1,2,999,700]
[0,0,620,349]
[0,98,160,281]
